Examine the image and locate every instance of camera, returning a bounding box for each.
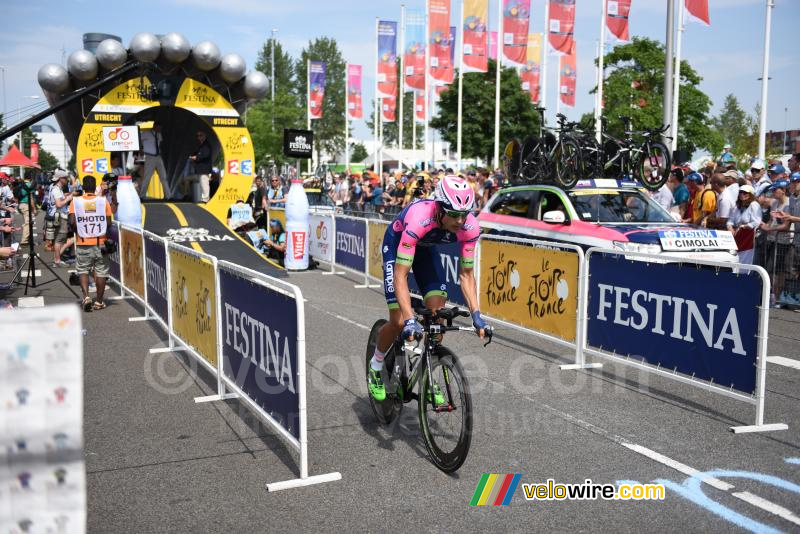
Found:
[413,177,425,198]
[101,240,117,256]
[102,173,118,191]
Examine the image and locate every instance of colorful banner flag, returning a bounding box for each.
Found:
[428,0,452,83]
[378,20,398,98]
[404,9,426,91]
[308,60,326,120]
[488,31,498,60]
[685,0,710,25]
[382,95,397,122]
[347,64,363,119]
[559,45,576,107]
[502,0,531,66]
[520,33,542,103]
[548,0,576,56]
[606,0,631,42]
[463,0,488,73]
[435,26,456,85]
[415,91,426,122]
[470,474,522,506]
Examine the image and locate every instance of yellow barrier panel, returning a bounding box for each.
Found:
[120,227,145,300]
[169,248,218,366]
[368,221,387,281]
[479,240,578,342]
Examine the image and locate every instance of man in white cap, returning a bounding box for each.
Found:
[747,159,766,184]
[719,143,735,165]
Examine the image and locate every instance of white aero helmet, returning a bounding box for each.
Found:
[434,175,475,212]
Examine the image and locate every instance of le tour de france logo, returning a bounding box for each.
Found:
[175,274,188,318]
[195,280,213,335]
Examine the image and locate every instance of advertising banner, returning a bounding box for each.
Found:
[169,248,218,367]
[586,252,761,394]
[108,223,120,281]
[559,45,576,107]
[489,31,498,60]
[520,33,542,103]
[368,221,388,281]
[606,0,632,42]
[548,0,576,55]
[309,214,334,263]
[502,0,531,66]
[415,91,426,123]
[283,129,313,159]
[120,227,145,300]
[685,0,710,26]
[428,0,452,83]
[29,143,39,164]
[404,8,427,91]
[144,233,169,324]
[378,21,398,99]
[463,0,488,73]
[479,240,578,341]
[219,267,300,440]
[334,216,366,273]
[382,94,397,122]
[308,61,327,120]
[102,125,140,152]
[347,64,363,119]
[407,242,466,307]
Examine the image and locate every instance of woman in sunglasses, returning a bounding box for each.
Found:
[367,175,492,402]
[726,184,761,264]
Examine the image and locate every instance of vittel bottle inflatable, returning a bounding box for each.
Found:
[116,175,142,227]
[284,178,310,270]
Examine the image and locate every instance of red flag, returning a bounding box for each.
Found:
[308,61,326,120]
[377,21,398,98]
[520,34,542,104]
[347,64,363,119]
[428,0,452,83]
[403,8,426,91]
[559,45,576,107]
[502,0,531,66]
[606,0,631,42]
[462,0,488,73]
[415,91,426,122]
[488,31,498,60]
[29,143,39,164]
[382,95,397,122]
[685,0,710,25]
[548,0,576,55]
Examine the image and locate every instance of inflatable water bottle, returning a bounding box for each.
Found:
[116,175,142,227]
[284,178,310,270]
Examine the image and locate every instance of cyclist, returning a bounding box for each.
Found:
[367,175,492,401]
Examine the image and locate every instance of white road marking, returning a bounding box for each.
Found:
[767,356,800,370]
[732,492,800,527]
[308,303,370,331]
[621,443,734,491]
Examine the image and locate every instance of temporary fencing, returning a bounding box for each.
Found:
[306,212,787,434]
[753,230,800,309]
[105,222,342,491]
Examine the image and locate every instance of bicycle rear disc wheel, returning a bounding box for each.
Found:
[635,141,671,191]
[418,347,473,473]
[366,319,402,425]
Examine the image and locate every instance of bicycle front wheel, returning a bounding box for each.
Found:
[634,141,671,191]
[418,347,473,473]
[554,138,581,189]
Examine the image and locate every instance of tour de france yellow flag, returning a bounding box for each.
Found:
[169,248,218,366]
[480,239,578,342]
[120,227,145,300]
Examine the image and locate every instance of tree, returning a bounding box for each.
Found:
[592,37,715,155]
[254,38,296,98]
[246,92,305,168]
[350,142,368,163]
[295,38,346,164]
[430,59,540,163]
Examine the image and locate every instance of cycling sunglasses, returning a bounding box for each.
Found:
[443,208,470,218]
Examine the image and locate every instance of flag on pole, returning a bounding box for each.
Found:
[685,0,710,25]
[463,0,488,73]
[382,95,397,122]
[520,33,542,103]
[488,31,498,60]
[502,0,531,66]
[347,64,363,119]
[415,91,426,122]
[437,26,456,85]
[548,0,576,55]
[309,60,326,119]
[559,44,576,107]
[404,9,426,91]
[606,0,631,42]
[378,21,398,98]
[428,0,452,83]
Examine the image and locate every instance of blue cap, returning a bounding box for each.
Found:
[770,179,790,190]
[269,218,281,226]
[686,171,703,183]
[790,172,800,182]
[768,164,786,174]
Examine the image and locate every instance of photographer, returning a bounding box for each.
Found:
[12,175,36,248]
[69,175,113,312]
[50,170,75,267]
[99,173,119,214]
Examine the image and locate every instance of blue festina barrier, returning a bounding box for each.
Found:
[334,216,366,273]
[586,252,761,395]
[143,233,169,324]
[107,223,121,281]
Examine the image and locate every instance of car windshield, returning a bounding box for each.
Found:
[567,189,674,223]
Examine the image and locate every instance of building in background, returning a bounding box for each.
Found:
[31,124,73,169]
[767,129,800,155]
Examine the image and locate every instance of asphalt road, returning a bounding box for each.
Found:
[7,214,800,532]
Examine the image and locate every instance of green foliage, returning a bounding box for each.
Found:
[595,37,715,155]
[295,38,346,163]
[254,38,296,97]
[350,142,368,163]
[246,92,305,168]
[430,59,540,163]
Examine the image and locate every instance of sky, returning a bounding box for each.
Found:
[2,0,798,146]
